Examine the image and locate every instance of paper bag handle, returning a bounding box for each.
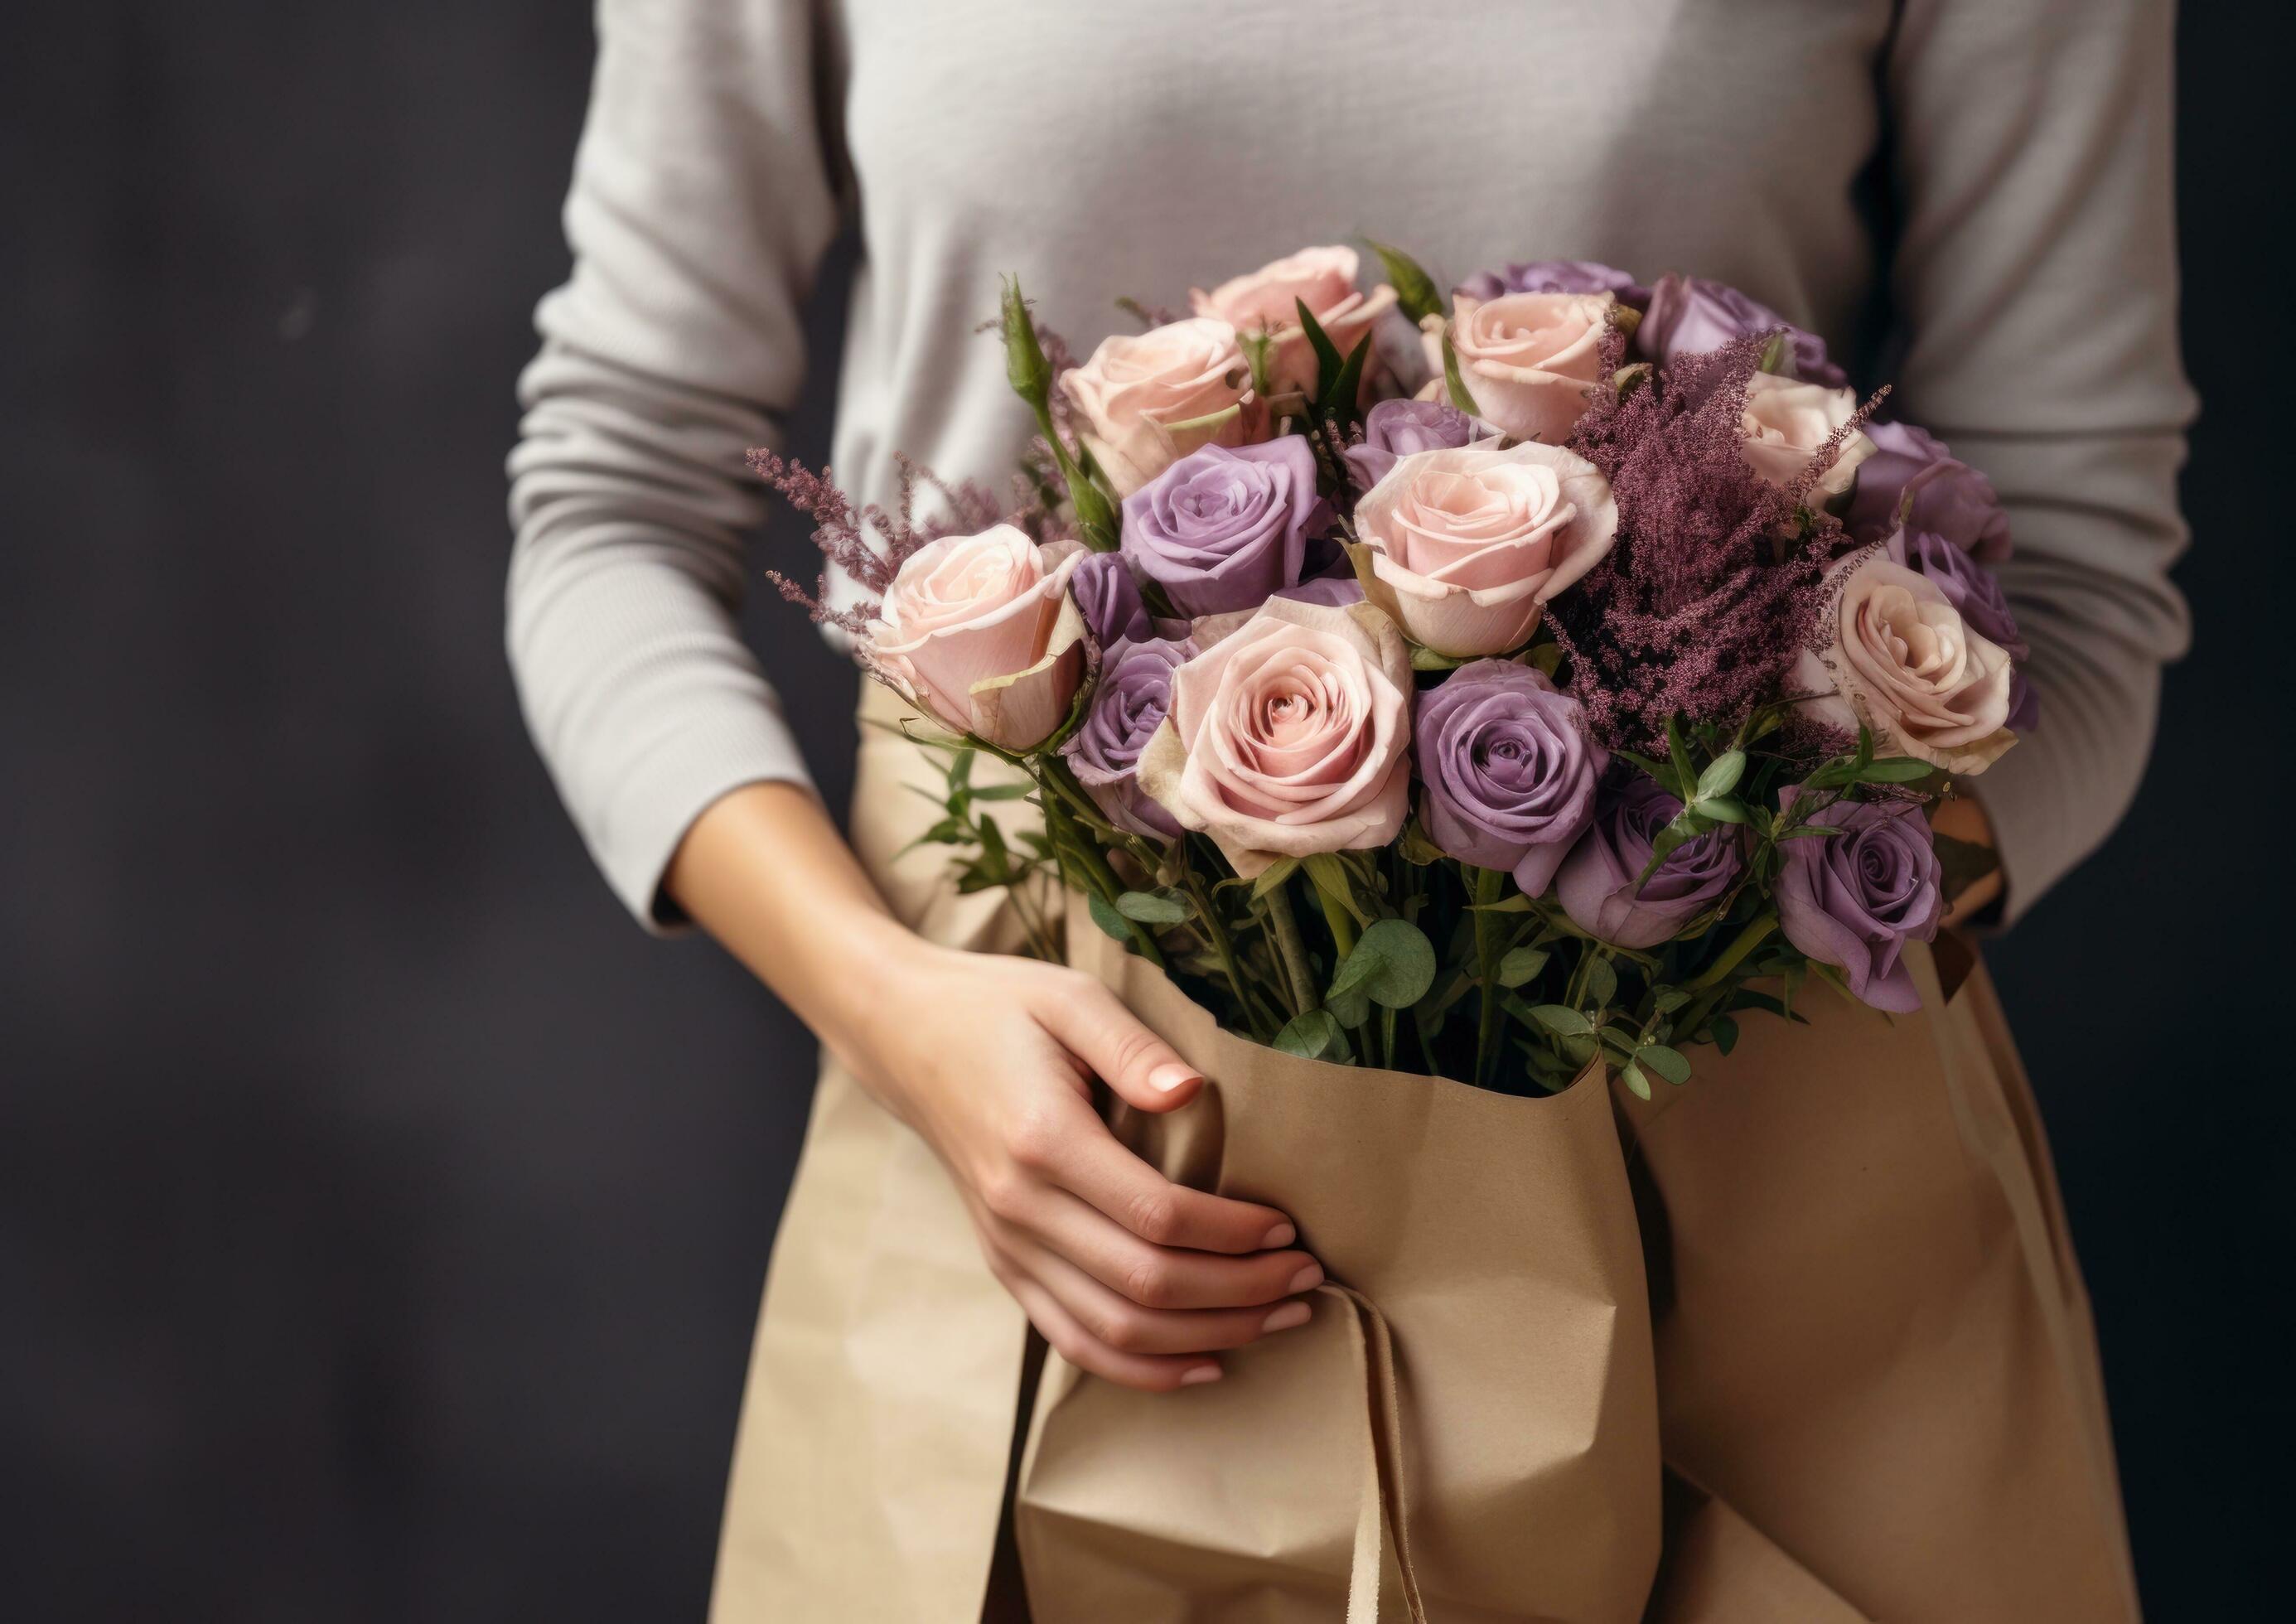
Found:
[1325,1283,1426,1624]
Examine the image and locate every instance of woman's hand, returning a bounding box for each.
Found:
[839,942,1322,1391]
[665,781,1322,1392]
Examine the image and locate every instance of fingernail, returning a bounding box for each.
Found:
[1287,1264,1324,1294]
[1179,1364,1223,1386]
[1263,1301,1312,1332]
[1149,1063,1202,1093]
[1260,1222,1298,1249]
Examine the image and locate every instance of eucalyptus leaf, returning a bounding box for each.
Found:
[1709,1014,1740,1055]
[1115,889,1188,925]
[1328,918,1438,1009]
[1619,1058,1652,1100]
[1638,1043,1693,1085]
[1087,890,1130,943]
[1274,1008,1351,1063]
[1527,1003,1593,1037]
[1497,945,1551,988]
[1583,955,1617,1007]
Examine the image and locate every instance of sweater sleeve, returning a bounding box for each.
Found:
[506,0,843,930]
[1883,0,2196,921]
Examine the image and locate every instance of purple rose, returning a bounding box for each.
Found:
[1414,660,1607,894]
[1637,273,1846,388]
[1343,398,1504,493]
[1062,636,1191,839]
[1556,776,1743,949]
[1069,549,1152,649]
[1119,437,1329,617]
[1275,570,1366,609]
[1845,422,2011,562]
[1457,259,1652,307]
[1775,789,1942,1013]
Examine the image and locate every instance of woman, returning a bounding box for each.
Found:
[508,2,2187,1617]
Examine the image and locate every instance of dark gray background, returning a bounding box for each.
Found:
[3,3,2287,1618]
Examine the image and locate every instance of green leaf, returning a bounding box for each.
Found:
[1619,1058,1652,1100]
[1410,644,1469,672]
[1497,945,1551,988]
[1638,1043,1693,1086]
[1694,795,1750,824]
[1524,641,1565,678]
[1527,1003,1593,1037]
[1664,714,1699,802]
[1696,751,1747,800]
[1709,1014,1740,1055]
[1250,857,1302,900]
[1235,326,1276,399]
[1327,985,1370,1028]
[1302,852,1371,926]
[1364,239,1443,326]
[1395,822,1445,866]
[1000,278,1053,406]
[1651,987,1692,1014]
[1441,333,1479,415]
[1274,1008,1351,1063]
[1295,298,1345,404]
[1322,333,1372,425]
[1327,918,1438,1010]
[1583,955,1617,1008]
[1087,890,1130,942]
[1859,756,1937,784]
[1115,889,1188,925]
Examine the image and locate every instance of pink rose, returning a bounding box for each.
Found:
[1791,550,2017,775]
[1419,290,1613,444]
[1191,244,1399,398]
[1348,442,1618,656]
[1060,317,1255,497]
[869,526,1086,751]
[1136,597,1413,877]
[1738,372,1876,500]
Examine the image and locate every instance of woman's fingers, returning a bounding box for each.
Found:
[1039,1120,1298,1254]
[1007,1232,1317,1357]
[1033,975,1206,1113]
[992,1259,1223,1394]
[1027,1187,1322,1311]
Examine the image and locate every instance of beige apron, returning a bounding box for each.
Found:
[707,686,2139,1622]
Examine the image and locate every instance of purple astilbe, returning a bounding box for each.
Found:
[747,448,1003,638]
[1549,331,1879,752]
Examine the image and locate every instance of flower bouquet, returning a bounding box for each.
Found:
[757,243,2029,1102]
[756,244,2036,1619]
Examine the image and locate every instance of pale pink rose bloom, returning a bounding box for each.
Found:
[1348,442,1618,656]
[869,527,1086,751]
[1190,244,1399,399]
[1739,371,1876,498]
[1059,317,1255,497]
[1419,290,1613,444]
[1136,597,1413,877]
[1791,551,2017,775]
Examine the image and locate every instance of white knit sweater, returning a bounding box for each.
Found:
[508,0,2192,930]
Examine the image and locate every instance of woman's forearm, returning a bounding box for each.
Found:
[664,781,926,1061]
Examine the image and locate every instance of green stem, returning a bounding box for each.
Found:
[1472,867,1502,1088]
[1685,912,1776,993]
[1182,868,1277,1040]
[1040,779,1164,970]
[1263,882,1319,1020]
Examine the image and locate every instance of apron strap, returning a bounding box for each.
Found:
[1326,1283,1426,1624]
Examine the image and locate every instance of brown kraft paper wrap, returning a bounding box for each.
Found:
[1620,941,2141,1622]
[1017,902,1663,1622]
[709,685,2136,1622]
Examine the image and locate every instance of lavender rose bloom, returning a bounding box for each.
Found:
[1846,422,2011,562]
[1343,398,1504,493]
[1120,437,1329,617]
[1637,273,1847,388]
[1068,549,1152,649]
[1775,789,1942,1013]
[1556,777,1743,950]
[1062,636,1190,839]
[1414,660,1607,894]
[1457,259,1652,307]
